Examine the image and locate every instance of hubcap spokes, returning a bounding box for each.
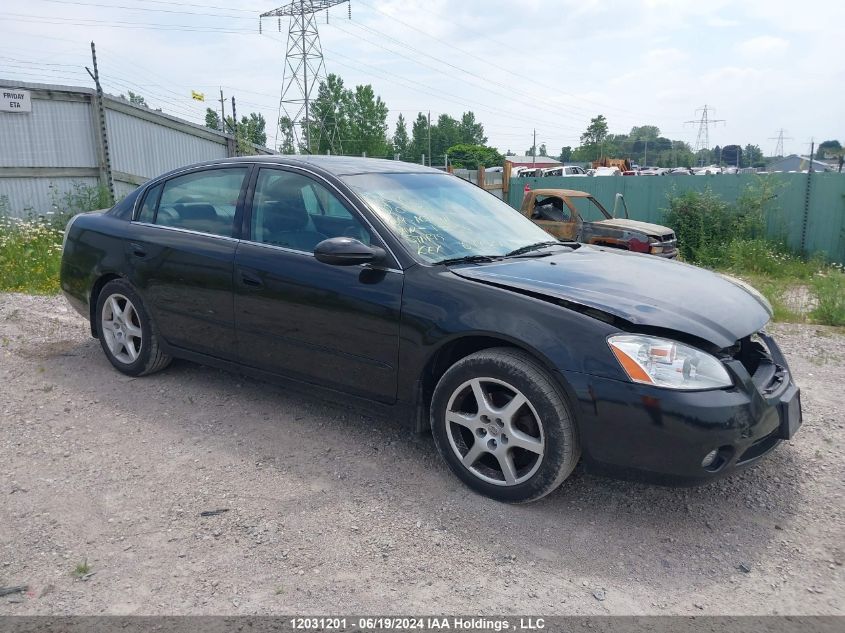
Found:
[102,294,142,364]
[446,377,544,486]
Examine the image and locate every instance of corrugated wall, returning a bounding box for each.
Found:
[0,97,97,168]
[508,173,845,263]
[106,107,228,180]
[0,177,100,216]
[1,80,252,217]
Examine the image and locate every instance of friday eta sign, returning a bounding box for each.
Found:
[1,89,32,113]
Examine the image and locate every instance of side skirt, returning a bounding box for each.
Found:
[161,341,413,427]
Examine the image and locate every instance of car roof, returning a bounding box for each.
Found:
[180,154,441,177]
[531,188,592,198]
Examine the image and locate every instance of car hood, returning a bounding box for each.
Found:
[594,218,673,237]
[450,246,771,349]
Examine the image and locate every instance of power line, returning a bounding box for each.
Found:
[332,19,595,124]
[309,40,587,136]
[314,30,585,134]
[0,12,255,33]
[22,0,656,124]
[30,0,256,20]
[40,0,261,13]
[352,0,649,121]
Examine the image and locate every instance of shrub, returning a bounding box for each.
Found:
[663,182,771,266]
[48,182,112,230]
[811,269,845,327]
[664,183,844,326]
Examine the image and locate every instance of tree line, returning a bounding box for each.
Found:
[297,73,502,168]
[201,73,502,169]
[561,114,770,168]
[197,79,823,171]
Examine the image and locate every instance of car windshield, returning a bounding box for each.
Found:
[343,172,557,263]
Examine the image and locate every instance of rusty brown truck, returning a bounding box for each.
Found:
[520,188,678,258]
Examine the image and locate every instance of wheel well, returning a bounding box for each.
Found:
[414,336,548,433]
[88,273,122,337]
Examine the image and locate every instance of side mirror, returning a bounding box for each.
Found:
[314,237,386,266]
[612,192,630,219]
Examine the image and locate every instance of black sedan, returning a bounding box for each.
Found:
[60,156,801,502]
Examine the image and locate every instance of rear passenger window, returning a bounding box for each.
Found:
[155,168,248,237]
[137,183,161,223]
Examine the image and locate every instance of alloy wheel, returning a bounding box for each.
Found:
[445,377,545,486]
[100,293,143,365]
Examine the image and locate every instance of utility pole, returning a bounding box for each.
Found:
[532,128,536,167]
[685,105,725,166]
[85,41,114,203]
[219,88,226,130]
[427,111,432,167]
[808,140,815,173]
[643,139,648,167]
[231,96,238,155]
[261,0,347,153]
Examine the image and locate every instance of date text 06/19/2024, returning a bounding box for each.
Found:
[289,617,547,630]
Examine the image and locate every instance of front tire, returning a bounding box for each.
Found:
[431,348,580,503]
[95,279,171,376]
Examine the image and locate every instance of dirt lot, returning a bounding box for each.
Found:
[0,292,842,615]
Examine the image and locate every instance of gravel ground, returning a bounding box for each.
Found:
[0,292,842,615]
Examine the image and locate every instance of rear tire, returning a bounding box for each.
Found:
[95,279,171,376]
[431,347,580,503]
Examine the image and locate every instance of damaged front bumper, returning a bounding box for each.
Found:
[560,331,801,485]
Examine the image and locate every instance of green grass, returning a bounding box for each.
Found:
[810,272,845,326]
[0,181,110,294]
[72,559,91,578]
[702,239,845,327]
[0,215,65,294]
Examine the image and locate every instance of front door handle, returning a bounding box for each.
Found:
[240,271,264,288]
[129,242,147,258]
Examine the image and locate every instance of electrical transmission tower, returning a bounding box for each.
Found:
[768,129,792,157]
[684,105,725,165]
[261,0,349,154]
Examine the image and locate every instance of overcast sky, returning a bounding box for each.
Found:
[3,0,842,157]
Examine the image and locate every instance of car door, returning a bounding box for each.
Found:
[233,166,403,402]
[129,165,250,360]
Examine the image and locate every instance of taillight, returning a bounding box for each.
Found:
[628,237,649,253]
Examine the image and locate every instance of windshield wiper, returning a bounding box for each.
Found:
[436,254,500,266]
[505,241,565,257]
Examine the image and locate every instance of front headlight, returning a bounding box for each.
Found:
[607,334,733,390]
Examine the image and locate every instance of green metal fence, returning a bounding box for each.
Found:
[507,173,845,263]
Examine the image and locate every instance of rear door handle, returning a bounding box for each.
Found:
[129,242,147,258]
[240,271,264,288]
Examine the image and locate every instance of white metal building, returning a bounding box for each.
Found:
[0,79,272,216]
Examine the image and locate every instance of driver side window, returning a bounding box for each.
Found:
[251,169,372,253]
